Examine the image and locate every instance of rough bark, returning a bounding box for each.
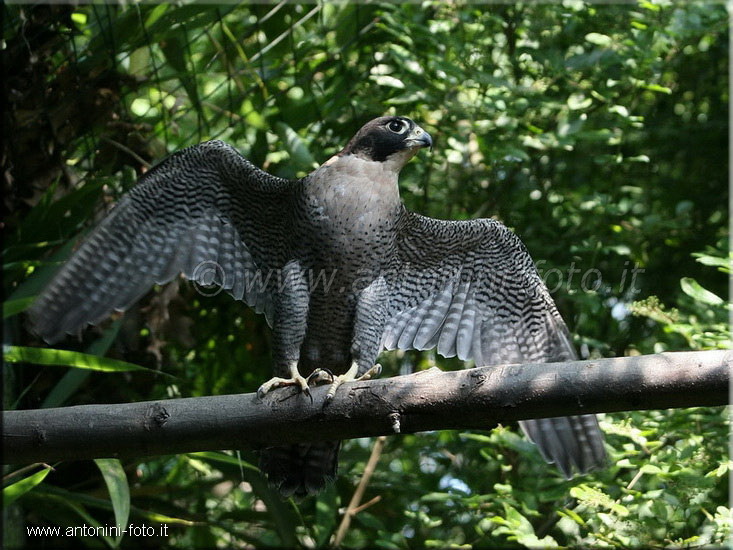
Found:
[3,350,730,465]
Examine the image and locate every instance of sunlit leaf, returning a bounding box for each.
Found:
[680,277,724,306]
[585,32,613,47]
[95,459,130,546]
[3,297,35,319]
[274,122,318,173]
[3,345,168,376]
[3,467,52,507]
[186,451,259,472]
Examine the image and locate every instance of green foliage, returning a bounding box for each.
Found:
[3,345,168,375]
[631,249,730,352]
[94,459,131,547]
[3,467,53,508]
[2,2,728,549]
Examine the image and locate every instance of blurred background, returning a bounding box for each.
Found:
[3,2,729,548]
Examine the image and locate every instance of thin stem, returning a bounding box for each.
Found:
[333,435,387,547]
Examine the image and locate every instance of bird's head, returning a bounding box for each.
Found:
[340,116,433,171]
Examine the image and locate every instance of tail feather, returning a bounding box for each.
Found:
[516,313,607,477]
[520,415,606,478]
[259,441,340,499]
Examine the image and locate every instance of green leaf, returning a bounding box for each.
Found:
[559,508,586,525]
[3,467,52,507]
[370,74,406,89]
[610,104,630,117]
[32,484,199,527]
[355,511,386,530]
[693,253,731,273]
[3,297,35,319]
[5,238,78,302]
[95,459,130,546]
[70,11,87,26]
[421,492,453,502]
[274,122,318,173]
[42,320,123,408]
[315,485,338,547]
[160,36,207,134]
[128,47,151,77]
[639,1,661,11]
[186,451,259,472]
[642,83,672,94]
[493,504,559,547]
[567,93,593,110]
[30,491,116,548]
[6,179,105,249]
[706,461,732,477]
[585,32,613,47]
[680,277,724,305]
[3,345,168,376]
[144,3,169,28]
[459,433,494,444]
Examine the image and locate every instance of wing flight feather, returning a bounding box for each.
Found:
[384,210,607,476]
[29,140,292,342]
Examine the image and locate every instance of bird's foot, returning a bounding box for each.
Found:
[257,373,310,399]
[323,363,382,405]
[258,362,317,399]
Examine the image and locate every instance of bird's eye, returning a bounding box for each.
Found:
[387,119,407,134]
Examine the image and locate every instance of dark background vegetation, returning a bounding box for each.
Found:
[3,2,729,548]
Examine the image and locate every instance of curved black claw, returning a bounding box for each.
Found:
[307,368,334,385]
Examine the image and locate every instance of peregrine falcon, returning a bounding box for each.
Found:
[29,116,607,498]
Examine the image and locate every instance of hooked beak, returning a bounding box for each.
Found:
[405,125,433,151]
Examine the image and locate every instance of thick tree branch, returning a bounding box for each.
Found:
[3,350,729,465]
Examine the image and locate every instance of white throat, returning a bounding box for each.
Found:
[382,148,420,172]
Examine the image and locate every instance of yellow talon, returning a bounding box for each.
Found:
[324,363,382,404]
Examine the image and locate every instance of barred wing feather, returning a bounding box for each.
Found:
[29,141,291,342]
[383,211,607,477]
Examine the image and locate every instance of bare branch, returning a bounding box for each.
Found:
[3,350,729,465]
[333,436,387,546]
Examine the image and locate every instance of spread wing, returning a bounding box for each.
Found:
[382,210,606,476]
[29,140,292,342]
